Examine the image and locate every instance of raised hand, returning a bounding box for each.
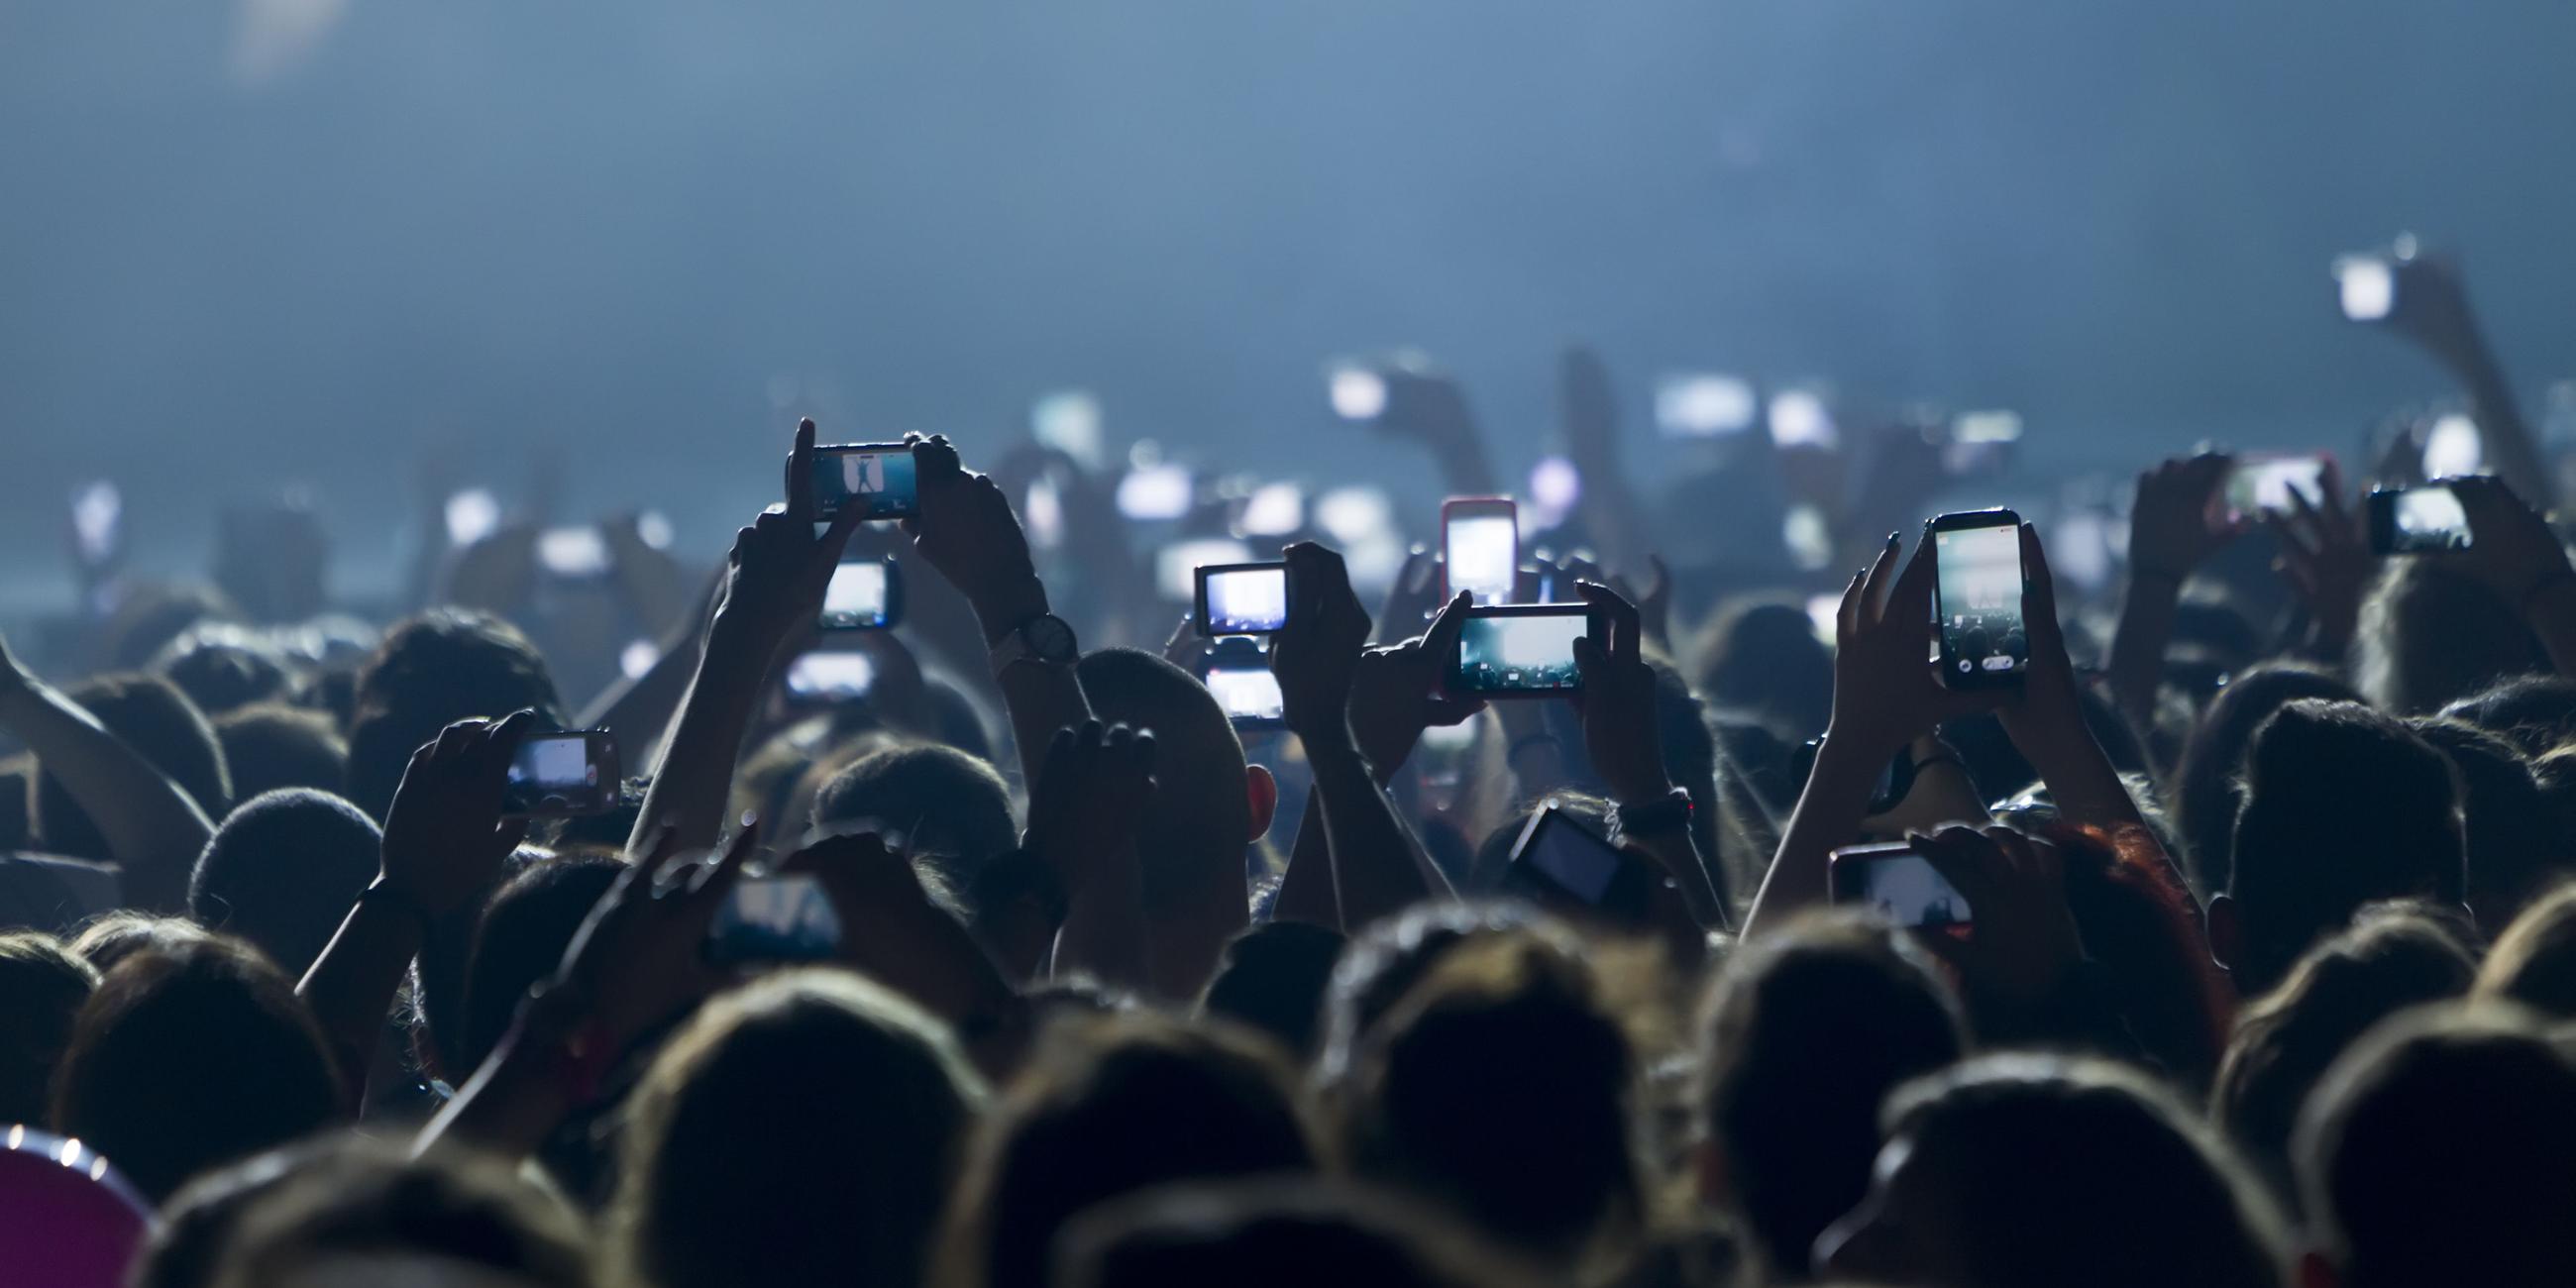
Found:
[1023,720,1159,896]
[1828,532,2005,760]
[2447,475,2573,604]
[1569,581,1672,805]
[1610,554,1674,656]
[1372,547,1444,645]
[1270,542,1373,753]
[1347,590,1483,780]
[556,819,760,1048]
[902,433,1045,630]
[711,419,865,657]
[377,710,539,916]
[2127,453,2240,583]
[1911,823,2083,1007]
[2266,470,2374,653]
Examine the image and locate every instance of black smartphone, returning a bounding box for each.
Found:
[1502,803,1652,920]
[705,873,843,964]
[501,730,620,819]
[2366,484,2472,555]
[1829,841,1972,938]
[819,559,903,630]
[1790,738,1917,816]
[783,650,877,704]
[1203,638,1285,729]
[1195,561,1290,637]
[811,443,919,521]
[1928,508,2028,690]
[1446,604,1597,698]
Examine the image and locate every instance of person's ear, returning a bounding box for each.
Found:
[2298,1247,2340,1288]
[1692,1137,1732,1208]
[2207,892,2242,972]
[1243,763,1278,842]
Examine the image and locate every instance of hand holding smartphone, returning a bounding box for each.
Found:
[810,444,919,522]
[705,873,843,964]
[1928,509,2029,689]
[2367,484,2473,554]
[501,730,621,819]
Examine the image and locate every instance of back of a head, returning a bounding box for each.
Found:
[0,932,98,1127]
[2358,559,2552,714]
[155,626,295,717]
[2173,662,2362,897]
[102,582,241,673]
[941,1012,1315,1288]
[1057,1179,1543,1288]
[1699,914,1967,1277]
[1198,919,1345,1061]
[2297,1004,2576,1288]
[51,936,340,1200]
[205,1135,590,1288]
[2478,882,2576,1019]
[616,970,984,1288]
[2443,674,2576,756]
[1341,933,1644,1264]
[70,912,212,976]
[1319,902,1552,1080]
[1692,598,1833,740]
[346,610,560,820]
[810,742,1017,897]
[2228,700,2465,993]
[459,856,624,1074]
[34,673,232,860]
[214,704,350,805]
[1074,648,1251,908]
[2213,907,2477,1201]
[2410,716,2571,924]
[1849,1054,2287,1288]
[190,789,383,976]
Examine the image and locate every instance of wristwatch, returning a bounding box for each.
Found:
[1610,786,1694,844]
[989,613,1079,678]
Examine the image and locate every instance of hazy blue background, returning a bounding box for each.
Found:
[4,0,2573,606]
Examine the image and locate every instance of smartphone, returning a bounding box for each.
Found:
[1655,374,1758,438]
[818,559,903,631]
[2367,484,2473,555]
[1504,804,1646,914]
[811,444,918,521]
[1446,604,1596,698]
[1442,496,1518,605]
[1196,562,1290,637]
[1830,841,1972,937]
[1205,656,1286,729]
[1929,509,2028,690]
[501,730,620,818]
[2224,454,2330,520]
[536,526,612,580]
[784,651,877,702]
[706,873,843,964]
[2334,255,2397,322]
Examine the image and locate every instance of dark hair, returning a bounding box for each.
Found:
[34,673,231,861]
[2213,906,2476,1204]
[211,703,348,805]
[0,932,98,1127]
[1838,1054,2287,1288]
[2172,662,2362,896]
[2227,700,2466,995]
[344,609,560,820]
[2441,674,2576,756]
[1338,933,1646,1267]
[811,743,1018,899]
[50,937,341,1200]
[614,970,985,1288]
[2358,559,2552,714]
[2410,717,2572,925]
[153,626,295,717]
[2475,882,2576,1019]
[1942,681,2152,805]
[1697,914,1966,1277]
[188,789,382,976]
[1057,1179,1546,1288]
[1319,902,1553,1078]
[2297,1004,2576,1288]
[1690,597,1833,743]
[459,855,624,1075]
[69,912,212,976]
[1198,920,1346,1062]
[936,1013,1316,1288]
[202,1136,591,1288]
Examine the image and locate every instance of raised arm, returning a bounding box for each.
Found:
[1021,720,1160,992]
[1571,580,1728,931]
[0,631,213,911]
[2105,454,2238,729]
[1998,524,2147,834]
[2449,476,2576,679]
[625,420,860,857]
[2378,254,2550,503]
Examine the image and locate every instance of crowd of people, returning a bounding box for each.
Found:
[7,249,2576,1288]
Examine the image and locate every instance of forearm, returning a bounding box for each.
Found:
[624,627,768,856]
[971,578,1093,795]
[297,895,425,1106]
[1625,826,1726,931]
[1745,733,1886,935]
[0,681,212,911]
[2000,708,2146,833]
[1306,737,1448,927]
[416,1021,574,1162]
[2451,342,2551,502]
[2105,572,2183,730]
[1052,847,1158,994]
[1272,797,1342,928]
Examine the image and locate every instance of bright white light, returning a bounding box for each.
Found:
[537,527,610,577]
[1770,390,1840,450]
[1954,410,2023,444]
[635,510,675,551]
[619,639,662,681]
[1806,593,1841,647]
[2337,258,2395,322]
[1024,476,1065,550]
[1118,465,1194,520]
[445,488,500,548]
[1315,486,1394,545]
[71,481,120,565]
[1239,483,1305,537]
[1330,368,1389,420]
[1157,539,1255,601]
[1529,457,1581,514]
[1783,503,1834,571]
[2054,511,2114,591]
[2423,413,2483,479]
[1031,390,1106,470]
[1657,375,1757,436]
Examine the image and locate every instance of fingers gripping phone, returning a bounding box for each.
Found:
[2366,484,2472,554]
[1196,561,1290,637]
[1445,604,1598,698]
[1929,509,2028,690]
[706,873,843,964]
[819,559,904,630]
[1442,496,1518,605]
[1830,841,1972,938]
[501,730,620,819]
[810,444,919,521]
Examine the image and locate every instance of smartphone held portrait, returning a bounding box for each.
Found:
[1928,509,2028,690]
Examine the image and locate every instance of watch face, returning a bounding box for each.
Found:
[1025,614,1079,662]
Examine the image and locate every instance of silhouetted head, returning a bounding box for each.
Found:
[810,743,1018,899]
[211,703,348,805]
[189,789,382,976]
[0,932,98,1127]
[345,609,559,819]
[69,912,212,977]
[2216,700,2466,995]
[34,673,231,861]
[192,1135,590,1288]
[153,625,296,717]
[2474,882,2576,1020]
[614,970,985,1288]
[51,936,340,1200]
[1057,1179,1544,1288]
[455,854,623,1077]
[2172,662,2361,896]
[2409,717,2570,925]
[1198,919,1345,1062]
[1318,902,1555,1079]
[2357,560,2551,714]
[2441,674,2576,756]
[1696,913,1968,1278]
[1692,597,1833,742]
